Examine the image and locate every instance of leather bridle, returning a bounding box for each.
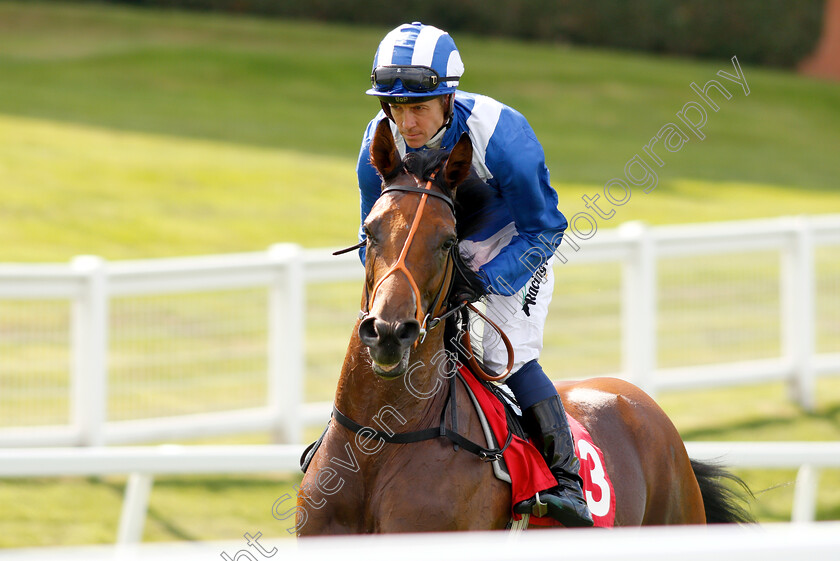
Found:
[341,170,514,381]
[359,171,455,344]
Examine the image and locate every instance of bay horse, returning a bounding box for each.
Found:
[295,119,751,534]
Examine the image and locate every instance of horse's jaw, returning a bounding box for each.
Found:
[369,346,412,379]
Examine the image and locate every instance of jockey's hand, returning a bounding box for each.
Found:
[449,285,479,307]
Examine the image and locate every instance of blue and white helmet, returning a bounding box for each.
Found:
[367,22,464,100]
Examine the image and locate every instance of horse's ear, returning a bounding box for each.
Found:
[370,118,401,181]
[443,132,473,193]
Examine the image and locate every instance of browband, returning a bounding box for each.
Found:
[381,184,455,211]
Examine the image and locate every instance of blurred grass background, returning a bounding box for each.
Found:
[1,1,839,262]
[0,0,839,547]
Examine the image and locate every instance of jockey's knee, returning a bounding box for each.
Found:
[504,359,558,409]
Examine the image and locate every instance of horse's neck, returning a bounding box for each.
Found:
[334,324,450,431]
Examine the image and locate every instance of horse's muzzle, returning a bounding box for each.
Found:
[358,316,420,377]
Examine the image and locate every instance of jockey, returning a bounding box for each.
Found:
[356,22,593,528]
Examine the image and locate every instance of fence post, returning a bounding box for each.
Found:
[117,473,154,544]
[792,464,820,523]
[268,244,305,444]
[781,217,816,411]
[619,222,657,397]
[70,255,109,447]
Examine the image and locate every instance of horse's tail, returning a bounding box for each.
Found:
[690,459,755,524]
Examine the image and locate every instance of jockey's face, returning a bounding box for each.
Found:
[388,98,446,149]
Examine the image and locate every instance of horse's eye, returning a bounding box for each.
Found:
[441,238,457,252]
[364,227,377,246]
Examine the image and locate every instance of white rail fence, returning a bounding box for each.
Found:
[4,523,840,561]
[3,523,840,561]
[0,441,839,545]
[177,522,840,561]
[0,215,839,447]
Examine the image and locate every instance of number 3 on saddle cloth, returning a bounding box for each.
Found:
[459,365,617,527]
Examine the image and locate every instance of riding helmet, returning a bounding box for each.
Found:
[367,22,464,101]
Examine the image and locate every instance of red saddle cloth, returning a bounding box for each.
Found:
[459,366,616,528]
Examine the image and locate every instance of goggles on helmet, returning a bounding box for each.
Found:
[371,65,460,94]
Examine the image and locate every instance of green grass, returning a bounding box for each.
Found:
[659,380,840,524]
[0,1,839,263]
[0,473,302,546]
[0,114,358,261]
[0,0,839,548]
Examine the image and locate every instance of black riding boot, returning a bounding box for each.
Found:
[514,395,594,527]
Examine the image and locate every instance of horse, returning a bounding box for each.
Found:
[295,118,752,534]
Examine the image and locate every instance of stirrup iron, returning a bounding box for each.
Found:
[532,491,548,518]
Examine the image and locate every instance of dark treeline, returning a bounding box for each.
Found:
[73,0,823,68]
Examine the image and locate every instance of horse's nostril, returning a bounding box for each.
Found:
[359,317,419,349]
[395,320,421,346]
[358,317,379,346]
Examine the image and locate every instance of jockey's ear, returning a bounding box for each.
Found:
[370,118,402,182]
[443,132,473,193]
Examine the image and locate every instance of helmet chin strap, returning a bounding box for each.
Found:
[425,120,449,149]
[427,93,455,148]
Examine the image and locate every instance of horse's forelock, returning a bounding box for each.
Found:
[402,150,450,190]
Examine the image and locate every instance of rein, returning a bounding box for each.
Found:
[460,303,514,382]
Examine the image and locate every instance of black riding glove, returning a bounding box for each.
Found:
[449,286,479,307]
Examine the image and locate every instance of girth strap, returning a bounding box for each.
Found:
[331,373,513,462]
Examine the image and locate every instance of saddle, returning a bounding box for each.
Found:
[457,366,615,527]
